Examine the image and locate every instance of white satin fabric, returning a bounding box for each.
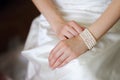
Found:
[22,0,120,80]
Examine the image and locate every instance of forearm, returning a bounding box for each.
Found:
[32,0,65,27]
[88,0,120,40]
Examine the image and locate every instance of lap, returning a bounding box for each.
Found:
[22,17,120,80]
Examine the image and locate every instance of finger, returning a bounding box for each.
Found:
[59,35,67,40]
[63,31,74,39]
[66,25,78,36]
[49,42,63,61]
[52,52,70,69]
[49,47,65,67]
[57,56,73,68]
[68,21,84,33]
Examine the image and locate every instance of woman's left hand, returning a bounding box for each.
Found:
[49,35,88,69]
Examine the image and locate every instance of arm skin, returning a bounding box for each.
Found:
[88,0,120,40]
[49,0,120,69]
[32,0,120,41]
[32,0,65,27]
[32,0,84,40]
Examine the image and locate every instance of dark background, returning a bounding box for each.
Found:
[0,0,39,53]
[0,0,39,80]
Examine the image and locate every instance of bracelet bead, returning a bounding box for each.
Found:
[79,29,96,49]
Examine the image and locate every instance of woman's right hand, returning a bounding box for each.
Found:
[32,0,84,40]
[52,21,85,40]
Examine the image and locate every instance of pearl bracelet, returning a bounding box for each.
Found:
[79,29,96,49]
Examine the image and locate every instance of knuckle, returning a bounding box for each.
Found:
[70,20,76,24]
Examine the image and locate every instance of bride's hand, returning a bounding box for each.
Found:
[52,21,84,40]
[49,35,88,69]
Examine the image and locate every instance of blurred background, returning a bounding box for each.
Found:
[0,0,39,80]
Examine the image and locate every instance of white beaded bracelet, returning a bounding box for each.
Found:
[79,29,96,49]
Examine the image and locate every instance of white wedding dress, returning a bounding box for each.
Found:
[22,0,120,80]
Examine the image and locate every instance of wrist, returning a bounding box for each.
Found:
[51,19,67,32]
[87,26,101,41]
[50,16,66,27]
[79,28,97,50]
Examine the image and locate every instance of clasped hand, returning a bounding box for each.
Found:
[49,21,88,69]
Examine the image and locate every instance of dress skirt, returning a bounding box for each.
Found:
[22,0,120,80]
